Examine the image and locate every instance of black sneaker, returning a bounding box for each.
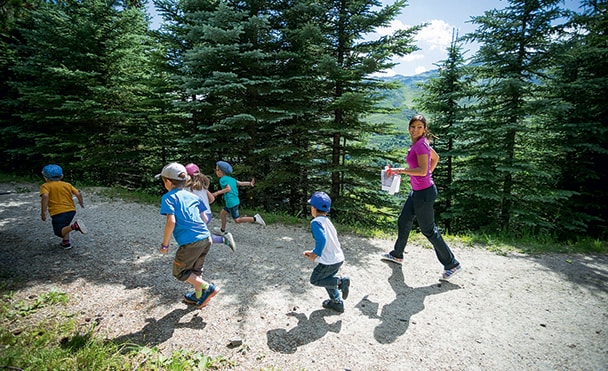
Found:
[322,299,344,313]
[60,241,72,250]
[339,277,350,300]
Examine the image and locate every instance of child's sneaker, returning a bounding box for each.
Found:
[339,276,350,300]
[212,227,226,236]
[183,284,220,308]
[380,253,403,265]
[72,219,88,234]
[60,241,72,250]
[183,292,199,305]
[197,284,219,309]
[440,265,462,281]
[223,232,236,252]
[322,299,344,313]
[254,213,266,226]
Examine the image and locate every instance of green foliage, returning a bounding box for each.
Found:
[456,0,571,235]
[2,0,162,188]
[1,0,606,240]
[0,289,231,370]
[414,31,471,233]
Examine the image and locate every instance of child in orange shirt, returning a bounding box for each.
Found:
[40,164,87,249]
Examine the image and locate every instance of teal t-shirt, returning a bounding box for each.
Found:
[219,175,239,208]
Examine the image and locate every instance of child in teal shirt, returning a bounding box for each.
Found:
[211,161,266,235]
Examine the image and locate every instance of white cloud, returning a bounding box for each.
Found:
[414,65,428,75]
[369,18,454,76]
[416,19,453,50]
[376,19,408,37]
[400,52,425,62]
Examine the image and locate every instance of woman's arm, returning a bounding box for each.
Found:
[394,154,429,176]
[430,147,439,173]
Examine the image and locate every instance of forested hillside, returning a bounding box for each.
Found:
[0,0,605,240]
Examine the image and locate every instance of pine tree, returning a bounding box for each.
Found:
[414,30,471,233]
[543,0,608,239]
[307,0,420,222]
[460,0,567,235]
[6,0,156,186]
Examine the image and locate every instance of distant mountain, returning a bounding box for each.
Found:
[379,69,439,109]
[365,69,439,137]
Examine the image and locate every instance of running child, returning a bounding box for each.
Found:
[40,164,87,249]
[211,160,265,235]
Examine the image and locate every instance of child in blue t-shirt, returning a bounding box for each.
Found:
[157,162,218,309]
[211,160,266,235]
[303,192,350,313]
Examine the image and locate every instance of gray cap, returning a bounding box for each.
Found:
[155,162,188,180]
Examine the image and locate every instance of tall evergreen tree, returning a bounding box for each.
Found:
[157,0,420,222]
[414,30,470,233]
[543,0,608,239]
[5,0,156,186]
[308,0,420,221]
[460,0,566,235]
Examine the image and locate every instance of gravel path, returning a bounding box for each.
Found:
[1,182,607,370]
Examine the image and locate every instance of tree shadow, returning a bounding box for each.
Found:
[355,263,461,344]
[109,307,204,348]
[512,253,608,293]
[266,310,342,354]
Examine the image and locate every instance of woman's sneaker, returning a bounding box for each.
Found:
[440,265,462,281]
[60,241,72,250]
[380,253,403,265]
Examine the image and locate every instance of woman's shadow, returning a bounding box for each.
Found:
[356,264,461,344]
[266,310,342,354]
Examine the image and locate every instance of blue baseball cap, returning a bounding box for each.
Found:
[308,191,331,212]
[42,164,63,180]
[216,161,233,174]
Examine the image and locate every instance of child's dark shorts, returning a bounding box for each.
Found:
[51,211,76,237]
[172,237,212,281]
[223,205,240,219]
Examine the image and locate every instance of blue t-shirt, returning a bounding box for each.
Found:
[219,175,239,208]
[160,188,210,246]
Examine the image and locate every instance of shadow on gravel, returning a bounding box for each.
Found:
[110,307,203,347]
[356,264,461,344]
[512,253,608,293]
[266,310,343,354]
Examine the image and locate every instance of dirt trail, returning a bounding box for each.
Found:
[1,182,607,370]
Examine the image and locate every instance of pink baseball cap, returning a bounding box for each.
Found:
[185,163,200,176]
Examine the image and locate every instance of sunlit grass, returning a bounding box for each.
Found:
[0,289,231,370]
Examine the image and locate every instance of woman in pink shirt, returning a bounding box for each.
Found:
[381,115,462,281]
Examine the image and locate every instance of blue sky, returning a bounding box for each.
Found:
[146,0,583,77]
[374,0,583,76]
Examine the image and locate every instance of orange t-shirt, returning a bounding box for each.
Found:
[40,181,79,216]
